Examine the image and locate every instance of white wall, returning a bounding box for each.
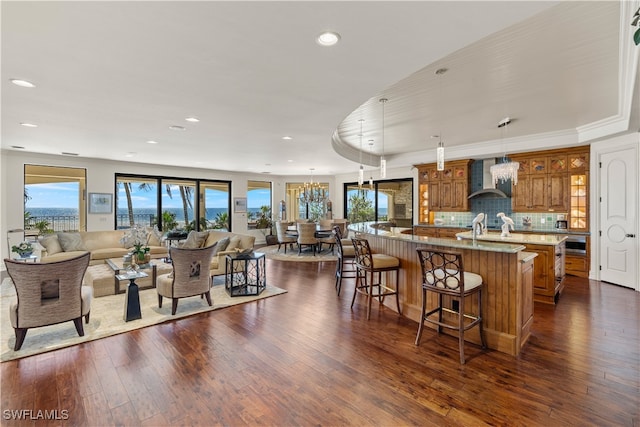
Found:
[0,150,337,260]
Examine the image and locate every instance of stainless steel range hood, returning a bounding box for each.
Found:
[467,159,508,199]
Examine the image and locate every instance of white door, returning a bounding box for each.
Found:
[599,147,637,289]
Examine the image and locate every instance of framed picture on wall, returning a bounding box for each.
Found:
[234,197,247,213]
[88,193,112,214]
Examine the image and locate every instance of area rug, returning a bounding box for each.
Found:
[0,277,287,362]
[258,245,338,262]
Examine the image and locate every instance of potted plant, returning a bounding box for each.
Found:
[12,241,34,258]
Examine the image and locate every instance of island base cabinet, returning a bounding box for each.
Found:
[364,235,535,356]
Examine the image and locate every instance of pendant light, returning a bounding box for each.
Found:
[490,117,519,185]
[368,140,375,189]
[358,119,364,188]
[435,68,447,171]
[378,98,388,178]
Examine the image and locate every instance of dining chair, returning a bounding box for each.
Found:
[296,222,318,255]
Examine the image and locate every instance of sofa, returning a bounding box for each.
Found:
[38,229,167,265]
[39,229,255,277]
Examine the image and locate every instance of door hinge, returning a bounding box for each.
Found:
[599,265,602,270]
[599,230,602,236]
[599,162,602,168]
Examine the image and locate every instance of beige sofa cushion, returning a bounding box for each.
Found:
[40,234,63,256]
[81,230,126,251]
[57,232,87,252]
[182,231,208,249]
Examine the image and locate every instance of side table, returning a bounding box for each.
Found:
[225,252,266,297]
[116,271,148,321]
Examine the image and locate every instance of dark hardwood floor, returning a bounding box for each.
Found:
[1,259,639,426]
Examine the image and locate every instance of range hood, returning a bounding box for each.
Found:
[467,159,508,199]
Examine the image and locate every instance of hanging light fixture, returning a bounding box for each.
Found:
[435,68,447,171]
[368,140,375,189]
[490,117,519,185]
[378,98,387,178]
[299,168,328,204]
[357,119,364,188]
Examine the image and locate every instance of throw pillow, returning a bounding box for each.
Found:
[182,231,208,249]
[225,235,242,251]
[212,237,230,255]
[40,234,63,256]
[57,232,87,252]
[146,226,163,246]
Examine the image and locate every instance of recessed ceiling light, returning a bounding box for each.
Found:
[169,125,186,131]
[282,136,293,140]
[11,146,25,149]
[185,117,199,122]
[125,152,136,157]
[316,31,340,46]
[20,122,38,128]
[10,79,35,88]
[61,152,79,156]
[287,159,293,162]
[146,140,158,144]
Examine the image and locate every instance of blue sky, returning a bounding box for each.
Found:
[25,183,271,209]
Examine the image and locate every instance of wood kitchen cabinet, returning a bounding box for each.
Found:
[524,241,565,304]
[415,160,472,215]
[510,147,587,215]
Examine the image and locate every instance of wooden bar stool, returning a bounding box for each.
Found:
[333,225,356,296]
[351,237,401,320]
[415,248,486,364]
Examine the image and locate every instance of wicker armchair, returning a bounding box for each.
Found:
[156,245,216,315]
[4,252,92,351]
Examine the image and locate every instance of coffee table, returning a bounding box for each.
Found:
[106,258,172,294]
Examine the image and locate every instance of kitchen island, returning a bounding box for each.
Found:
[456,231,567,304]
[349,223,537,356]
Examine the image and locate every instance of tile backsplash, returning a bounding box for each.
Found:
[432,209,567,231]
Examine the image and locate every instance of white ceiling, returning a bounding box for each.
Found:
[2,1,638,176]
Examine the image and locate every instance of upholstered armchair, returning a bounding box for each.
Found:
[156,245,216,315]
[275,221,296,253]
[4,252,92,351]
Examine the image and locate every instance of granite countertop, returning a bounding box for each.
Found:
[348,222,526,254]
[415,223,590,236]
[456,231,568,246]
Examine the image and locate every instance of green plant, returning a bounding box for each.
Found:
[255,205,273,234]
[212,212,229,230]
[34,219,53,235]
[161,210,178,231]
[12,241,34,256]
[131,242,150,262]
[347,192,374,224]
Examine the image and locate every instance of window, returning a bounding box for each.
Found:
[344,178,413,226]
[247,180,272,230]
[116,176,157,229]
[116,174,231,232]
[24,165,86,233]
[285,182,329,222]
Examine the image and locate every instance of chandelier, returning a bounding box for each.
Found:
[490,117,519,185]
[299,168,328,204]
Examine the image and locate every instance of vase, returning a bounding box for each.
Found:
[18,251,33,258]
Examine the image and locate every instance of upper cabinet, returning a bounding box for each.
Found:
[510,146,589,231]
[416,159,472,219]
